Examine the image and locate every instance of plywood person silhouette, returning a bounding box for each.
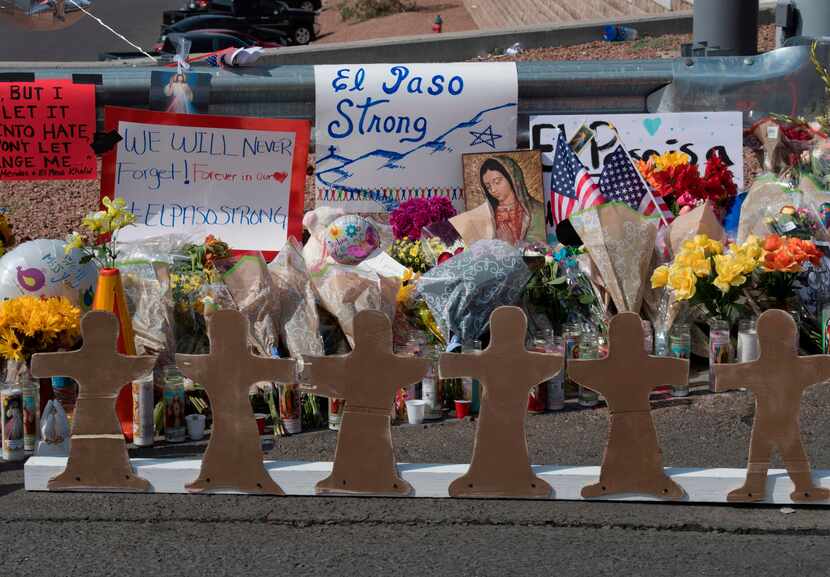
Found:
[177,310,296,495]
[440,307,562,498]
[31,311,156,491]
[303,310,429,496]
[568,312,687,499]
[714,309,830,503]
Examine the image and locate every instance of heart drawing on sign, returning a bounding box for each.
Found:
[272,171,288,183]
[643,118,662,136]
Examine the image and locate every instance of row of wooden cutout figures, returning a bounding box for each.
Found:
[31,306,830,503]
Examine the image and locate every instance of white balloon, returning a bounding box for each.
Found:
[0,0,90,32]
[0,239,97,308]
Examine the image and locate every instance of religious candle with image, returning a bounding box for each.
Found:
[1,388,24,461]
[279,383,302,434]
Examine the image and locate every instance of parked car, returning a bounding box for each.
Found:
[181,0,321,12]
[160,14,289,45]
[154,29,282,52]
[162,1,318,45]
[160,31,254,54]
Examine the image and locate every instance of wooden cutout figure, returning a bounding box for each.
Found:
[568,312,687,500]
[439,306,562,498]
[714,309,830,503]
[176,310,296,495]
[30,311,156,491]
[303,310,429,496]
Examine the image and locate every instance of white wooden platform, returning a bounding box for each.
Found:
[23,457,830,504]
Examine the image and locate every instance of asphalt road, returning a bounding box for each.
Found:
[2,386,830,575]
[0,0,182,62]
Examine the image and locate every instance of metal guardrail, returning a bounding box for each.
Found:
[0,42,827,149]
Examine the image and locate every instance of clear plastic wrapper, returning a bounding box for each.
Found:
[415,240,531,344]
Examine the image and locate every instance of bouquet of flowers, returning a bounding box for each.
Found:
[0,296,81,363]
[651,234,763,321]
[65,197,137,268]
[388,237,432,273]
[389,197,457,241]
[396,268,445,346]
[524,246,604,333]
[755,234,822,305]
[765,204,829,243]
[637,151,738,218]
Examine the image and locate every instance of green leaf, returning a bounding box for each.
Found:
[578,294,595,305]
[79,254,94,265]
[551,276,567,285]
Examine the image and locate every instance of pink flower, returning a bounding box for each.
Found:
[390,197,457,240]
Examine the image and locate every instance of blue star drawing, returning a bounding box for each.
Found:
[469,125,502,149]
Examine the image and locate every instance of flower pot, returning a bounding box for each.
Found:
[92,268,138,441]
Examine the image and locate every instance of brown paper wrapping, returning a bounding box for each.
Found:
[570,203,657,313]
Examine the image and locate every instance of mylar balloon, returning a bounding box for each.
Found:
[0,239,97,308]
[0,0,90,32]
[324,215,381,265]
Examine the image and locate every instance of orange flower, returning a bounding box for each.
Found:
[764,235,783,252]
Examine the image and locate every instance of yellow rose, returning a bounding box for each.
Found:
[691,255,712,278]
[667,266,697,300]
[707,239,724,255]
[713,255,747,294]
[676,246,706,268]
[651,265,669,289]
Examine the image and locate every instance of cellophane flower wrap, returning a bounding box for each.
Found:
[415,240,532,344]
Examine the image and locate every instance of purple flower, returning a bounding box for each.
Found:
[390,197,457,241]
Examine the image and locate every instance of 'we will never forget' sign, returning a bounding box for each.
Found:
[101,107,309,255]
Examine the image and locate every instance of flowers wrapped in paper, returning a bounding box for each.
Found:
[267,238,324,358]
[415,240,532,344]
[569,203,658,314]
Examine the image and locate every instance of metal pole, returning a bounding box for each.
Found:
[693,0,759,56]
[793,0,830,39]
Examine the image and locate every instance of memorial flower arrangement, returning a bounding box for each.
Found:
[388,237,432,272]
[651,234,762,321]
[389,197,456,241]
[65,196,137,268]
[397,268,445,346]
[765,204,827,241]
[524,246,603,332]
[755,234,822,304]
[637,151,737,217]
[0,296,81,363]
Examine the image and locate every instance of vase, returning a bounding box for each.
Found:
[92,268,138,441]
[708,318,733,392]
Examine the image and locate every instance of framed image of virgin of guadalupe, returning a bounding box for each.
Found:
[457,150,546,246]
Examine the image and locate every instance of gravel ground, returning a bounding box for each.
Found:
[316,0,477,45]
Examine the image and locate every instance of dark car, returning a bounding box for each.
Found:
[154,29,282,52]
[98,30,250,61]
[163,1,319,45]
[160,14,289,45]
[182,0,321,12]
[161,31,253,54]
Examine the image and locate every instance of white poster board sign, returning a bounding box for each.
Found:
[530,112,745,194]
[314,63,519,212]
[102,108,309,255]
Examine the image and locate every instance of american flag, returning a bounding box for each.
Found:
[599,145,673,224]
[550,131,604,225]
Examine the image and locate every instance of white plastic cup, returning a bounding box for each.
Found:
[405,400,427,425]
[185,414,206,441]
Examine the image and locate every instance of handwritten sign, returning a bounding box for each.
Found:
[101,107,309,254]
[314,63,519,212]
[0,80,96,180]
[530,112,745,193]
